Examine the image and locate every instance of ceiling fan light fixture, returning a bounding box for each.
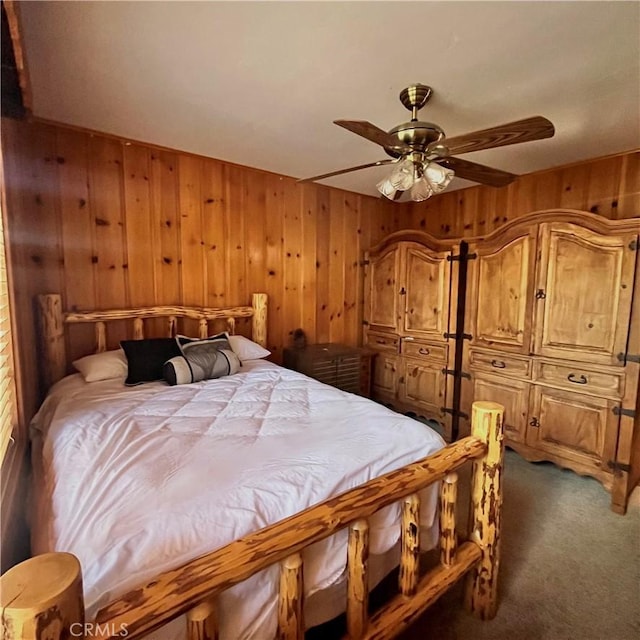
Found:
[378,159,455,202]
[376,176,399,199]
[387,158,415,190]
[410,177,433,202]
[424,162,454,193]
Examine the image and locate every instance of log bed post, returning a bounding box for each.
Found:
[464,401,504,620]
[252,293,268,347]
[37,294,66,390]
[439,473,458,567]
[96,321,107,352]
[277,553,304,640]
[347,519,369,639]
[186,597,218,640]
[0,552,84,640]
[133,318,144,340]
[399,493,420,596]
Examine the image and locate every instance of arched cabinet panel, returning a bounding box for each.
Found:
[467,225,537,354]
[533,223,637,366]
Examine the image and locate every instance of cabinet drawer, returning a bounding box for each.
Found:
[534,361,624,398]
[469,349,531,378]
[401,339,448,362]
[366,331,399,353]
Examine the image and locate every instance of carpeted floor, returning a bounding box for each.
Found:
[309,450,640,640]
[402,450,640,640]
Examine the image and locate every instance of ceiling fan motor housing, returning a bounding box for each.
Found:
[385,121,445,158]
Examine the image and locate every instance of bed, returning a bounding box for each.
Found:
[7,293,505,640]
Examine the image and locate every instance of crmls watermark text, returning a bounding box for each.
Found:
[70,623,129,637]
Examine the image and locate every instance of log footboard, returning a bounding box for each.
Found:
[1,401,504,640]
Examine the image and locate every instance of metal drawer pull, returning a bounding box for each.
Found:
[568,373,588,384]
[418,347,430,355]
[529,417,540,428]
[376,339,386,345]
[491,360,506,369]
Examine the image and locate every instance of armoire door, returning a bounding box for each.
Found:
[401,246,451,341]
[366,245,401,333]
[533,223,637,366]
[399,358,446,418]
[372,354,398,402]
[526,385,619,472]
[467,225,538,354]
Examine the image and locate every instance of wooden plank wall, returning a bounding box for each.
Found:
[407,151,640,238]
[3,114,638,425]
[1,118,403,421]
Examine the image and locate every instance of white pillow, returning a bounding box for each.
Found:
[228,334,271,361]
[72,349,128,382]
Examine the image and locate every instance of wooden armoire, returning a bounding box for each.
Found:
[363,210,640,514]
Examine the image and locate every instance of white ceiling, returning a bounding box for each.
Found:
[19,1,640,196]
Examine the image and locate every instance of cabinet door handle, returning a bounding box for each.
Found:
[418,347,430,355]
[535,289,546,299]
[529,417,540,428]
[568,373,588,385]
[491,359,506,369]
[399,287,406,295]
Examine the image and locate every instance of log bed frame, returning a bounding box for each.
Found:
[1,293,505,640]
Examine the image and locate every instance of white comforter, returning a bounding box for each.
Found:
[30,360,445,639]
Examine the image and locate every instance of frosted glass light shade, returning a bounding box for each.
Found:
[424,162,454,193]
[410,177,433,202]
[388,158,415,190]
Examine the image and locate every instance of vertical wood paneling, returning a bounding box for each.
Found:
[23,125,63,297]
[150,150,181,305]
[409,151,640,238]
[264,174,284,353]
[328,191,345,344]
[123,144,155,307]
[179,154,205,307]
[281,177,302,348]
[315,187,331,343]
[56,130,95,310]
[223,165,247,307]
[55,129,96,360]
[618,153,640,219]
[2,116,638,423]
[244,170,266,306]
[88,136,127,309]
[301,184,318,344]
[201,159,226,306]
[342,192,360,346]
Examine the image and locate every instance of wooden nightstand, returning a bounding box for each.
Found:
[283,344,375,398]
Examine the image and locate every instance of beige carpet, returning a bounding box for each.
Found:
[309,450,640,640]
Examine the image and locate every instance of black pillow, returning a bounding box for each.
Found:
[120,338,182,386]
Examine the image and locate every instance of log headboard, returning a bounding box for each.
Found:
[36,293,268,392]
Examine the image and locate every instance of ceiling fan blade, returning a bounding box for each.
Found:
[334,120,411,152]
[297,159,397,183]
[438,157,517,187]
[434,116,555,156]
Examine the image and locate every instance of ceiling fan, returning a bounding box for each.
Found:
[299,84,555,202]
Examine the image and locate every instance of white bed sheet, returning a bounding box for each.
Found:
[30,360,445,639]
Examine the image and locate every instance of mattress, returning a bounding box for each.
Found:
[30,359,445,639]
